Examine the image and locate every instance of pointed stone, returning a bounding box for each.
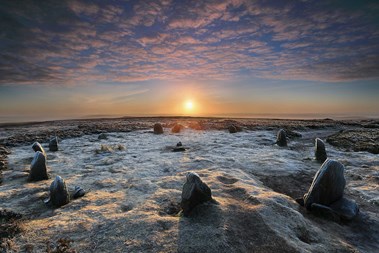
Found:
[29,151,48,181]
[49,176,70,207]
[315,138,327,163]
[303,159,345,210]
[276,129,287,147]
[181,172,212,216]
[49,136,59,152]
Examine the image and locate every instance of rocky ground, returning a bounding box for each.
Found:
[0,117,378,252]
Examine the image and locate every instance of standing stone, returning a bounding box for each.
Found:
[181,172,212,216]
[228,125,237,133]
[172,124,184,133]
[153,123,164,134]
[315,138,327,162]
[303,159,346,210]
[276,129,287,147]
[49,176,70,207]
[32,142,46,157]
[49,136,59,152]
[29,151,48,181]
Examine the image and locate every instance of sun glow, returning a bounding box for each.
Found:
[185,100,194,110]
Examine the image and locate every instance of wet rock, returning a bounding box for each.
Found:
[32,142,46,157]
[72,186,85,199]
[177,142,183,147]
[276,129,287,147]
[315,138,327,163]
[171,124,184,133]
[29,151,48,181]
[181,172,212,216]
[48,176,70,207]
[49,136,58,151]
[153,123,164,134]
[98,133,107,140]
[303,159,345,210]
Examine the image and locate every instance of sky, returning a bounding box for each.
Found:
[0,0,379,121]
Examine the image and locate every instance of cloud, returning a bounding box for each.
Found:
[0,0,378,86]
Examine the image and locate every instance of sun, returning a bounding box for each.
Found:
[185,100,193,110]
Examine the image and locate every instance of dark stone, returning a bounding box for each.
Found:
[228,125,237,133]
[32,142,46,157]
[98,133,107,140]
[49,136,59,152]
[177,142,183,147]
[329,197,359,221]
[49,176,70,207]
[153,123,164,134]
[172,147,186,152]
[73,186,85,199]
[303,159,345,210]
[181,172,212,216]
[29,151,48,181]
[276,129,287,147]
[171,124,184,133]
[315,138,327,163]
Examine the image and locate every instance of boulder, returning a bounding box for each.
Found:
[49,176,70,207]
[32,142,46,157]
[181,172,212,216]
[315,138,327,163]
[153,123,164,134]
[49,136,59,152]
[303,159,345,210]
[172,124,184,133]
[29,151,48,181]
[276,129,287,147]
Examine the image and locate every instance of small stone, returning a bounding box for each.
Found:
[153,123,164,134]
[181,172,212,216]
[276,129,287,147]
[32,142,46,157]
[49,136,59,152]
[98,133,107,140]
[303,159,345,210]
[29,151,48,181]
[73,186,85,199]
[171,124,184,133]
[176,142,183,147]
[315,138,327,163]
[49,176,70,207]
[228,125,237,133]
[329,197,359,221]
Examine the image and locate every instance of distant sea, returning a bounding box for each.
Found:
[0,113,378,124]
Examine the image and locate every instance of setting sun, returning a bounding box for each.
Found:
[184,100,194,110]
